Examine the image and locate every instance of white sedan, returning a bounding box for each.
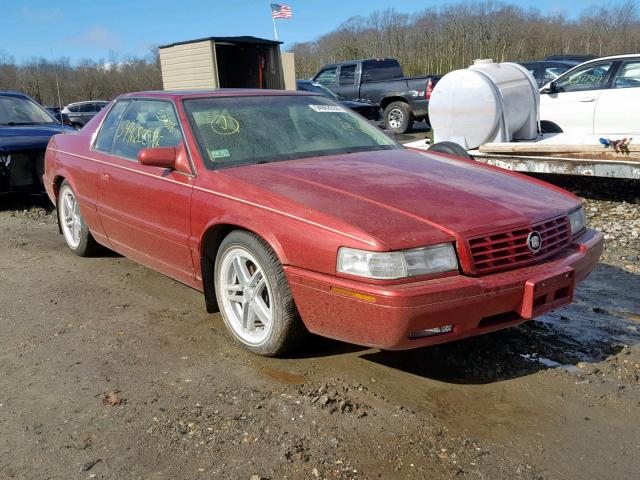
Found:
[539,54,640,136]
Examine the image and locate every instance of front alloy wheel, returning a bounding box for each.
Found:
[214,231,305,356]
[219,247,274,345]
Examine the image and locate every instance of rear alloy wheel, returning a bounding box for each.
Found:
[57,180,98,256]
[214,231,304,356]
[384,101,414,134]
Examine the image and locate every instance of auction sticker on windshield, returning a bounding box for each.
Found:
[308,104,346,113]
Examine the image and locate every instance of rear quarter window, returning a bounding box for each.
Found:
[361,60,403,81]
[338,65,356,86]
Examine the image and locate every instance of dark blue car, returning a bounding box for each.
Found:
[0,92,71,193]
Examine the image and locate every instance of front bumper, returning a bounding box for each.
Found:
[286,228,603,350]
[0,150,45,194]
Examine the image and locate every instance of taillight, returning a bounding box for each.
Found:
[426,79,433,100]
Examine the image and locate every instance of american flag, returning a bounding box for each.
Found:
[271,3,292,19]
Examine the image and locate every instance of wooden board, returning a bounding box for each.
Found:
[479,142,640,154]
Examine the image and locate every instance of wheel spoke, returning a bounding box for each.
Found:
[254,277,267,299]
[233,257,252,286]
[242,301,256,332]
[223,283,243,294]
[249,269,263,288]
[63,194,73,213]
[251,297,271,326]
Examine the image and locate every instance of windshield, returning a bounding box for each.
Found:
[184,95,398,169]
[0,96,57,126]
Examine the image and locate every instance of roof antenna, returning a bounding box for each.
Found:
[50,48,64,127]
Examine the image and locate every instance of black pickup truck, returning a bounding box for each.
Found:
[311,58,441,134]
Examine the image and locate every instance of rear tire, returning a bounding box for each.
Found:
[57,180,99,257]
[428,141,473,159]
[214,230,306,356]
[384,101,414,134]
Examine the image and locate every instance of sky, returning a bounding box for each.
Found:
[2,0,604,63]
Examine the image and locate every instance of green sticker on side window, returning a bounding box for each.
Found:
[208,148,230,160]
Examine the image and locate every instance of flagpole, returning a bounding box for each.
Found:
[272,14,279,41]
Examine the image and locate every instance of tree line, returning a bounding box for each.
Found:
[291,0,640,78]
[0,50,162,107]
[2,0,639,106]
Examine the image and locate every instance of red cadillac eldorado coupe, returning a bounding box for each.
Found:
[44,90,603,356]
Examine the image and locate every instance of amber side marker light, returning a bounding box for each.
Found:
[330,286,376,303]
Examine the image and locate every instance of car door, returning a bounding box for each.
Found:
[594,59,640,135]
[332,64,359,99]
[92,98,195,281]
[539,60,614,134]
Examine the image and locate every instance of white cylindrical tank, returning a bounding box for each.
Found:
[429,59,540,150]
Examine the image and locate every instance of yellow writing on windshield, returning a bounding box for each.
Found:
[210,114,240,135]
[115,120,162,148]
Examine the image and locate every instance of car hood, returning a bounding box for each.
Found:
[0,125,70,154]
[219,149,578,250]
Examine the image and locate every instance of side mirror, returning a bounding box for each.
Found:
[138,146,176,169]
[540,81,557,94]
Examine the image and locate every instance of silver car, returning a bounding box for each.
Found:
[62,101,109,128]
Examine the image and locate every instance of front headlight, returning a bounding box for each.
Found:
[568,207,586,236]
[337,243,458,280]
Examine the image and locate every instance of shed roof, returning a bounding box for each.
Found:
[159,36,282,49]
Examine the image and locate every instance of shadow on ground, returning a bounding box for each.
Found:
[0,193,53,212]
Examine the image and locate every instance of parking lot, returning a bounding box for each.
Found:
[1,174,638,480]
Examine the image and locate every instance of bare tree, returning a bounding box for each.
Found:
[290,0,640,78]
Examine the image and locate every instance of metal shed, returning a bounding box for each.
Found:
[158,36,295,91]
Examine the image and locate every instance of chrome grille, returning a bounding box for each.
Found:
[466,216,571,274]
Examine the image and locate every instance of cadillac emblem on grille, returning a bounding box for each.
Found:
[527,231,542,253]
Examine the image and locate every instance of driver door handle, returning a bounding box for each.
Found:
[100,172,111,181]
[579,96,595,102]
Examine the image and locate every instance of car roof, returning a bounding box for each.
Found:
[520,60,579,66]
[116,89,318,101]
[574,53,640,66]
[67,100,109,106]
[317,58,398,69]
[0,91,30,99]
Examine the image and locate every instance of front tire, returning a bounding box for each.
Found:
[57,180,99,257]
[214,230,305,356]
[384,101,414,134]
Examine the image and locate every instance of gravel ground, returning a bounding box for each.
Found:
[0,176,638,480]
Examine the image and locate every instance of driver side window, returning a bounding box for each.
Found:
[315,68,337,87]
[95,99,183,162]
[556,62,613,92]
